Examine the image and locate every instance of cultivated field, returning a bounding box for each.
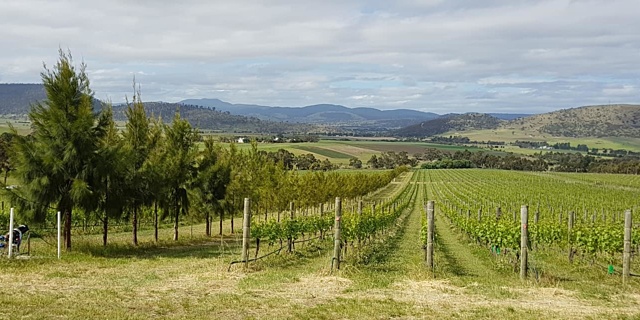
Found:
[1,169,639,319]
[452,128,640,152]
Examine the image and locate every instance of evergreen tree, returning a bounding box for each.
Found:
[94,104,128,246]
[122,85,152,246]
[10,49,110,250]
[193,138,230,236]
[163,111,199,240]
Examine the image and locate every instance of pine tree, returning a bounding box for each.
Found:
[163,111,199,241]
[122,84,152,246]
[193,138,230,236]
[11,49,110,250]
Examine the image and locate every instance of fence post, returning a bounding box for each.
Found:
[426,201,435,272]
[333,197,342,271]
[559,212,563,224]
[289,201,295,219]
[57,211,61,259]
[496,207,502,220]
[477,208,482,222]
[623,209,632,284]
[242,198,251,269]
[568,211,575,239]
[520,205,529,280]
[358,200,363,216]
[8,208,14,258]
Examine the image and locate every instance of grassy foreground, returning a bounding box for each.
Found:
[0,172,639,319]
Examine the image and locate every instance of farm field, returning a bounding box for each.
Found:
[1,169,640,319]
[230,139,501,165]
[452,128,640,152]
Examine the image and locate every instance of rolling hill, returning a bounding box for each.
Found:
[110,102,323,133]
[394,113,503,137]
[179,98,440,128]
[503,104,640,138]
[0,84,47,116]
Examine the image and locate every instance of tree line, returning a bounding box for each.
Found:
[2,50,406,250]
[418,147,640,174]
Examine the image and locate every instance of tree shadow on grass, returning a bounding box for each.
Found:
[73,235,243,259]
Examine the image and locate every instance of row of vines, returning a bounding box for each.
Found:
[422,169,639,267]
[251,169,418,263]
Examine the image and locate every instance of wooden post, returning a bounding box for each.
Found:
[426,201,435,272]
[8,208,14,258]
[568,211,575,231]
[534,211,539,224]
[57,211,61,259]
[333,197,342,270]
[520,205,529,280]
[466,210,471,220]
[513,210,517,223]
[558,212,563,224]
[568,211,575,261]
[289,201,294,219]
[320,203,324,216]
[477,208,482,222]
[241,198,251,268]
[372,204,376,215]
[358,201,363,216]
[623,210,632,284]
[496,207,502,220]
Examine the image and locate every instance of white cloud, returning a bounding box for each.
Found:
[0,0,639,113]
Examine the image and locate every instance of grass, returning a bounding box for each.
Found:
[1,170,639,319]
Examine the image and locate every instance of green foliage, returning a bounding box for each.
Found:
[250,168,409,250]
[9,49,111,249]
[162,111,200,240]
[424,169,639,259]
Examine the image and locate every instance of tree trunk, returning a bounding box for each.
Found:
[64,208,72,251]
[103,215,108,247]
[174,196,179,241]
[219,209,224,235]
[154,201,158,242]
[133,204,138,246]
[205,211,210,237]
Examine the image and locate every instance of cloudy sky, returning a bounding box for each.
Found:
[1,0,639,114]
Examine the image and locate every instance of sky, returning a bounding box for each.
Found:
[1,0,639,114]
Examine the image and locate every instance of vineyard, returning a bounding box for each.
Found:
[423,169,640,280]
[2,169,640,319]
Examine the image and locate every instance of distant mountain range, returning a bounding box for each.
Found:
[179,98,528,128]
[110,102,325,134]
[6,83,639,139]
[179,98,440,129]
[394,104,640,138]
[0,84,531,132]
